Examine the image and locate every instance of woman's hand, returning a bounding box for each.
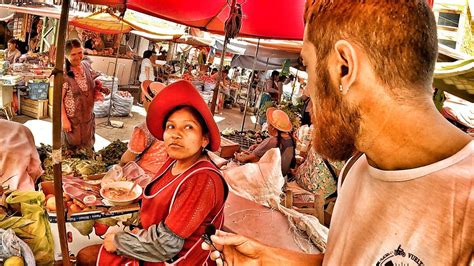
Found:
[201,230,266,266]
[103,233,117,253]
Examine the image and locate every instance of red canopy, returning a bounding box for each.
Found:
[80,0,306,40]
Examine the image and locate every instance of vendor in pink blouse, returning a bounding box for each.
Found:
[120,80,168,176]
[61,39,109,150]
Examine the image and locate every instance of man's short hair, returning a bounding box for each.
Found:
[304,0,438,93]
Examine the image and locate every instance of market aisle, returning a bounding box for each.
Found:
[12,105,260,143]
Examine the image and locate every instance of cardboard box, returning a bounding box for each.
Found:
[219,137,240,158]
[0,84,13,107]
[20,97,48,119]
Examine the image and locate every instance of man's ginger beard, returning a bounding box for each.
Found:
[311,65,361,161]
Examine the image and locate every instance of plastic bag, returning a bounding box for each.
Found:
[101,164,123,186]
[111,91,133,117]
[0,229,36,266]
[93,94,111,118]
[5,191,54,266]
[101,162,149,188]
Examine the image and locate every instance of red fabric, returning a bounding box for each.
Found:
[128,0,305,40]
[98,159,227,266]
[146,80,221,151]
[80,0,305,40]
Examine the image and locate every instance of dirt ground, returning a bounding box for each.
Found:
[11,104,260,143]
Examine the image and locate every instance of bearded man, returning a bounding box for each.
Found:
[202,1,473,265]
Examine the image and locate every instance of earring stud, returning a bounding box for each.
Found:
[339,85,343,92]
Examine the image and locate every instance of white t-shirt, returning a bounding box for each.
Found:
[139,58,155,82]
[324,141,473,266]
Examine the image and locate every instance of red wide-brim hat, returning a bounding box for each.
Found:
[146,80,221,152]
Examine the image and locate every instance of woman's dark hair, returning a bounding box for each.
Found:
[276,129,297,170]
[162,105,210,149]
[65,39,82,78]
[143,50,153,59]
[7,38,17,46]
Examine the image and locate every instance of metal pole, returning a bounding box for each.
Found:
[290,69,298,100]
[52,0,70,264]
[105,32,123,126]
[210,38,229,114]
[240,38,260,132]
[105,12,125,127]
[254,57,270,130]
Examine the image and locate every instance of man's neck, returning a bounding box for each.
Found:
[358,100,471,171]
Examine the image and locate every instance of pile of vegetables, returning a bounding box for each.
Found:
[98,140,128,167]
[42,158,106,181]
[38,144,106,181]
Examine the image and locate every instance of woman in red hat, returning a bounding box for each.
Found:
[98,80,228,266]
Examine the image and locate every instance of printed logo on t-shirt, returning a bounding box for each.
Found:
[376,245,424,266]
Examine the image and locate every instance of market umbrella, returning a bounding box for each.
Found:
[70,11,133,34]
[79,0,305,113]
[79,0,305,40]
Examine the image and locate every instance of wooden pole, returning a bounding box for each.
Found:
[52,0,71,264]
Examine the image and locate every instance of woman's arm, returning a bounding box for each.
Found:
[235,152,259,163]
[145,66,151,80]
[120,150,138,166]
[105,222,184,262]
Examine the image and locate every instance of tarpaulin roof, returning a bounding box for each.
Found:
[231,55,298,71]
[79,0,306,40]
[0,4,88,19]
[130,30,176,41]
[213,38,300,59]
[70,11,132,34]
[70,9,185,36]
[434,58,474,102]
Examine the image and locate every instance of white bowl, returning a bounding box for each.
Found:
[100,181,142,206]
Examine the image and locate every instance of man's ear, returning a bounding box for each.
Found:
[334,40,358,94]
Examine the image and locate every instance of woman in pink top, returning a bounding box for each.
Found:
[120,81,168,176]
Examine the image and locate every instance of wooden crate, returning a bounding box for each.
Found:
[20,97,48,119]
[0,84,14,107]
[219,137,240,158]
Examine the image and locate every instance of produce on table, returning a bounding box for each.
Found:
[38,144,107,181]
[4,256,24,266]
[42,158,106,181]
[71,220,94,237]
[98,140,128,167]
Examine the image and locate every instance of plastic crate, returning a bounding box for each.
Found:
[27,82,49,100]
[223,134,256,150]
